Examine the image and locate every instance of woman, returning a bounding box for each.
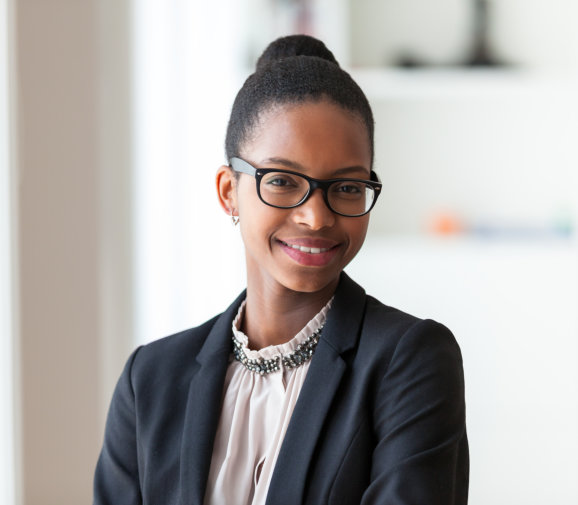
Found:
[94,35,469,505]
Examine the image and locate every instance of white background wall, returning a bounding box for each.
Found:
[132,0,248,343]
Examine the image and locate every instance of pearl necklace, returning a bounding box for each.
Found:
[231,325,324,375]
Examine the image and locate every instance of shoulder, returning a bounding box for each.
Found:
[365,294,458,347]
[358,294,463,376]
[362,294,421,337]
[119,288,245,393]
[140,314,220,357]
[127,314,221,388]
[330,273,461,366]
[357,296,466,425]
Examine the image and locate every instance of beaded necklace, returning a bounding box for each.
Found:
[231,325,323,375]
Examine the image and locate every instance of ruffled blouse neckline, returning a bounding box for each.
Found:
[231,298,333,363]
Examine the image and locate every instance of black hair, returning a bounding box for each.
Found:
[225,35,375,166]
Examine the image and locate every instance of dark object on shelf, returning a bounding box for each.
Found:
[395,52,427,69]
[465,0,506,67]
[393,0,509,69]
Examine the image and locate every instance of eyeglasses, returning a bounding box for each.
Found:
[229,157,382,217]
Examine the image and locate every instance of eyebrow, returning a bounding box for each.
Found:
[259,157,370,177]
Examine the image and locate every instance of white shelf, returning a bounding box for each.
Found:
[349,67,578,101]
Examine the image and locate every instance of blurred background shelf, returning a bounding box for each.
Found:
[349,67,578,237]
[350,67,577,100]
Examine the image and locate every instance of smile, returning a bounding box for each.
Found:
[279,241,331,254]
[277,239,341,267]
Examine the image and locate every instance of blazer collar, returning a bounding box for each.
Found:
[179,272,367,505]
[266,271,367,505]
[196,289,246,365]
[319,271,367,354]
[179,289,246,505]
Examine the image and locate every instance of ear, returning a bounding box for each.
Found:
[216,165,238,217]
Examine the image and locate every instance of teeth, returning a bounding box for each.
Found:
[286,243,329,254]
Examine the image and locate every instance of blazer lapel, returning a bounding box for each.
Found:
[179,291,245,505]
[265,273,367,505]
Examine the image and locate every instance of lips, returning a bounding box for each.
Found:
[276,238,341,266]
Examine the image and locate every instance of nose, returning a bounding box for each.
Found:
[292,189,336,230]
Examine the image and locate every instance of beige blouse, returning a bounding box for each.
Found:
[203,298,332,505]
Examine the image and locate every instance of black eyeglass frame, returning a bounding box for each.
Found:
[229,157,382,217]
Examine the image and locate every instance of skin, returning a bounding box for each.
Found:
[216,99,372,349]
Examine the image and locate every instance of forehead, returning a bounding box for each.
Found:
[241,100,372,174]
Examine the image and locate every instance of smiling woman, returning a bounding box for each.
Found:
[94,35,469,505]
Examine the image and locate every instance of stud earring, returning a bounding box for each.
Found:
[230,210,239,226]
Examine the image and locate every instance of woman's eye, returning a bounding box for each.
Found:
[334,182,362,194]
[269,178,290,186]
[264,174,298,187]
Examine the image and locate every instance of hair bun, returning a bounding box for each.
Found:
[256,34,339,70]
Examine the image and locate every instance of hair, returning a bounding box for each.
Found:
[225,35,375,166]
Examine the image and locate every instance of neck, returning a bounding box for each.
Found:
[241,276,338,350]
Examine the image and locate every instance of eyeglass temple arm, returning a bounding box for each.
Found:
[229,157,256,176]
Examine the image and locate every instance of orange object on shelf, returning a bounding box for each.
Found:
[429,211,463,235]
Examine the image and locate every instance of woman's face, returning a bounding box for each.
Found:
[231,100,372,295]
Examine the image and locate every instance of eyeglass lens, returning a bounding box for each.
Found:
[259,172,375,216]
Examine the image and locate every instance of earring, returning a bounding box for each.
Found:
[230,210,239,226]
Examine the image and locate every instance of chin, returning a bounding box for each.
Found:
[278,270,341,295]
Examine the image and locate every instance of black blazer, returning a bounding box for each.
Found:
[94,273,468,504]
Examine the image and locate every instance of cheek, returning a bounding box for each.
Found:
[345,218,370,254]
[236,179,262,222]
[349,216,369,240]
[237,192,283,250]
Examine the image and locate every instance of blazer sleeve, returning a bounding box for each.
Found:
[94,348,143,505]
[361,319,469,505]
